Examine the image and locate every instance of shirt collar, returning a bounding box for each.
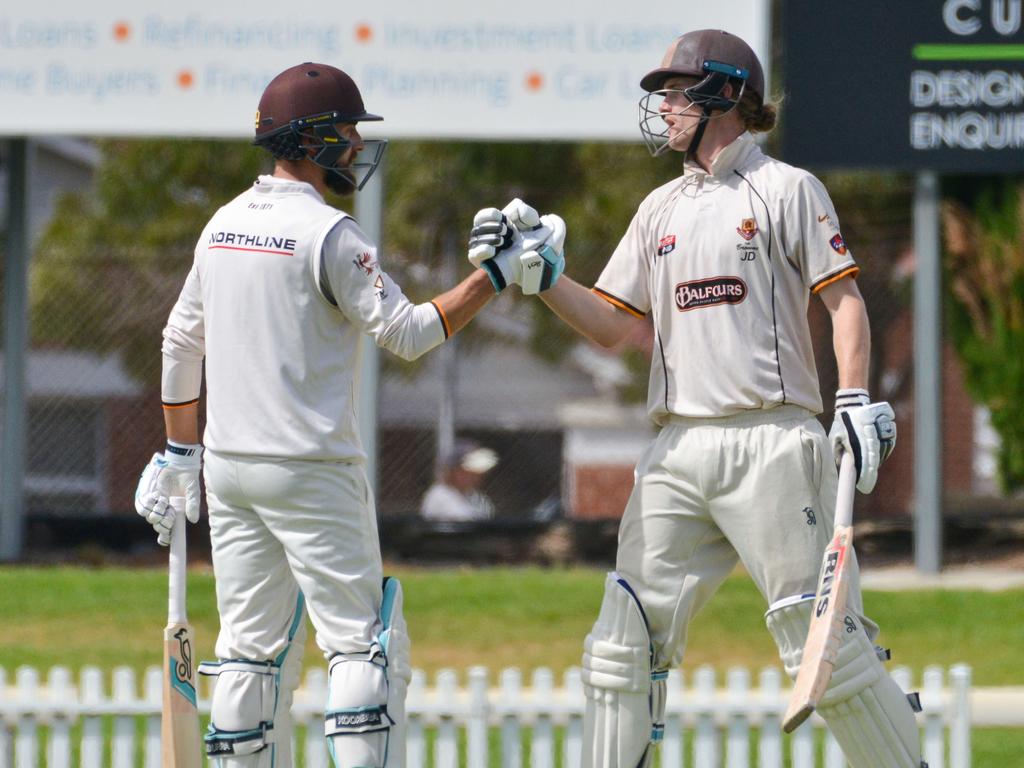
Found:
[254,174,325,202]
[683,132,758,179]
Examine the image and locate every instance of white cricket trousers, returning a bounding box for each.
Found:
[203,450,385,663]
[616,405,877,670]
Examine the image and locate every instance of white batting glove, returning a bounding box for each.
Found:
[134,441,203,546]
[468,205,517,268]
[828,389,897,494]
[467,199,566,293]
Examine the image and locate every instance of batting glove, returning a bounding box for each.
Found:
[828,389,897,494]
[519,213,566,295]
[468,199,566,294]
[134,441,203,546]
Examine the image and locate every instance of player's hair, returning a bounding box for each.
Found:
[738,90,779,133]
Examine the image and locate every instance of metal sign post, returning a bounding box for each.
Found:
[913,171,942,574]
[1,138,30,561]
[355,166,385,500]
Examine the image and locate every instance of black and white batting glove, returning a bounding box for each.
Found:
[828,389,897,494]
[467,199,565,293]
[134,441,203,546]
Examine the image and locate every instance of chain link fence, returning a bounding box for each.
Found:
[1,138,1013,561]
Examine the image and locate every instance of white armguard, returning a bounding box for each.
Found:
[161,353,203,404]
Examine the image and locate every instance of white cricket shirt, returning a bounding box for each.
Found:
[594,133,857,423]
[162,175,448,461]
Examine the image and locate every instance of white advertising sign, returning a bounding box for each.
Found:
[0,2,767,140]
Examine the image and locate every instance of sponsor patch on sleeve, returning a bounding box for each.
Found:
[829,233,848,255]
[657,234,676,256]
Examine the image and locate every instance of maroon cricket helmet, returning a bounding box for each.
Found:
[254,62,381,139]
[640,29,764,102]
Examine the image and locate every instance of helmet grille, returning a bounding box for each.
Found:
[255,130,306,161]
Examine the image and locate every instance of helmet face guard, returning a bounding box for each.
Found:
[292,112,388,193]
[259,110,388,193]
[639,60,749,158]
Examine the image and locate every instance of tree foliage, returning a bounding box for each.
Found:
[30,139,267,384]
[944,178,1024,492]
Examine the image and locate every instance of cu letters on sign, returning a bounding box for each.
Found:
[943,0,1023,36]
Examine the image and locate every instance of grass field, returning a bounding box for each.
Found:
[1,564,1021,684]
[2,564,1021,766]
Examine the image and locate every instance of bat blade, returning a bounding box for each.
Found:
[162,501,202,768]
[782,453,857,733]
[162,621,202,767]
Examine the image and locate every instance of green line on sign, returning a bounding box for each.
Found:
[913,44,1024,60]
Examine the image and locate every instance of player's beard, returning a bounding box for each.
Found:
[324,166,357,196]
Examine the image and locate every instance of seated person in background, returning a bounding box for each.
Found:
[420,439,499,521]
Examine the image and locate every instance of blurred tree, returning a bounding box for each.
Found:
[381,139,678,394]
[817,172,914,405]
[31,139,266,385]
[29,134,913,409]
[943,178,1024,492]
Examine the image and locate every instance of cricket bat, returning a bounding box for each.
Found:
[782,451,857,733]
[162,498,202,767]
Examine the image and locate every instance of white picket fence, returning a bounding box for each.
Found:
[0,663,975,768]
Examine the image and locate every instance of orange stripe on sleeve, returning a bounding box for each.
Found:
[162,398,199,410]
[431,301,451,339]
[591,287,646,319]
[812,265,860,294]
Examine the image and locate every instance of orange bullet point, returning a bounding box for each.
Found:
[355,24,373,42]
[525,72,544,91]
[113,22,131,41]
[177,71,195,89]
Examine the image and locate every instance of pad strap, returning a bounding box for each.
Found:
[198,659,278,757]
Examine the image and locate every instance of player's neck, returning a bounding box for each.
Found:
[273,160,329,197]
[691,124,745,174]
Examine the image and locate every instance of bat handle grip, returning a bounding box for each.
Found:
[168,497,188,625]
[834,451,857,528]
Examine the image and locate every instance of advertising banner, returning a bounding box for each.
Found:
[0,1,767,140]
[782,0,1024,172]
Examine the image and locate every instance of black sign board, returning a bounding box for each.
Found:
[781,1,1024,172]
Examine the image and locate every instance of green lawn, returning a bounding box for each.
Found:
[0,564,1020,685]
[2,565,1021,766]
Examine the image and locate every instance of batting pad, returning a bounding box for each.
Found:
[581,572,666,768]
[766,596,923,768]
[198,659,278,765]
[326,577,411,768]
[379,576,412,768]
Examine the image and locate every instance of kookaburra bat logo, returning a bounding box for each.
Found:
[173,627,193,682]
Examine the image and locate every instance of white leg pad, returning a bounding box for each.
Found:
[327,577,411,768]
[198,659,278,767]
[379,577,411,768]
[581,572,666,768]
[766,596,923,768]
[326,650,391,768]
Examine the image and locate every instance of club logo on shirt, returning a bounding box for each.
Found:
[657,234,676,256]
[353,251,377,276]
[736,218,758,241]
[829,233,848,255]
[675,276,747,312]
